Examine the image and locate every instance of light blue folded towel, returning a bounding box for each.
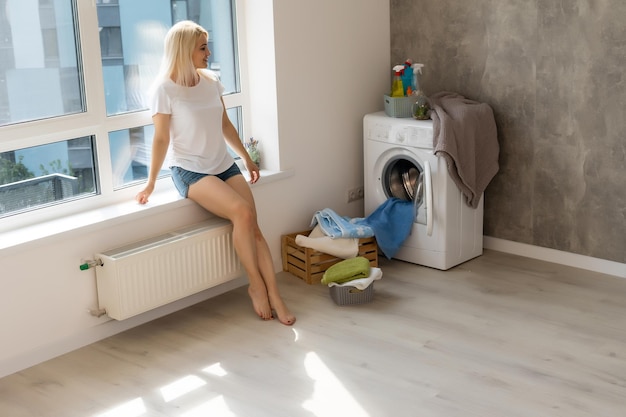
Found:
[310,208,374,239]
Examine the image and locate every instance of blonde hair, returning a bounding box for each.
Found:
[160,20,208,87]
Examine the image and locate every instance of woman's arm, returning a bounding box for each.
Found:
[220,98,260,184]
[135,112,171,204]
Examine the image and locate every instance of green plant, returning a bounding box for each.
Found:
[0,155,34,185]
[39,159,71,176]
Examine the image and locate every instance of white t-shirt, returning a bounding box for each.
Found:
[150,69,235,174]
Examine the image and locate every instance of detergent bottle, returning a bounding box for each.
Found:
[401,59,414,95]
[391,65,405,97]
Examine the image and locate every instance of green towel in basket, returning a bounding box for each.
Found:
[321,256,371,285]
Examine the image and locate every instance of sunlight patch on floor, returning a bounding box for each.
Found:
[202,362,228,377]
[180,395,236,417]
[94,397,146,417]
[302,351,370,417]
[160,375,207,402]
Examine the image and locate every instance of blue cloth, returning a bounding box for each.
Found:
[310,198,415,259]
[354,198,414,259]
[310,208,374,238]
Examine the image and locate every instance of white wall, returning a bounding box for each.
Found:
[0,0,391,377]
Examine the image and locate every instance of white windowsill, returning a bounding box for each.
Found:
[0,169,293,254]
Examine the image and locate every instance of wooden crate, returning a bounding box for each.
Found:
[281,229,378,285]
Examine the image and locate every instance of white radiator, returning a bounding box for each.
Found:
[94,218,242,320]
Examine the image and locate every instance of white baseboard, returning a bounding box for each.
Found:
[483,236,626,279]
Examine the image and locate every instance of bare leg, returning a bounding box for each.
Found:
[188,174,294,325]
[249,226,295,325]
[225,176,295,325]
[188,176,272,320]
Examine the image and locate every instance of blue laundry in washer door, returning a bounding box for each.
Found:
[354,197,414,259]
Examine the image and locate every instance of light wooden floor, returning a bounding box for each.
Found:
[1,249,626,417]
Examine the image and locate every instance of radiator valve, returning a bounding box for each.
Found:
[79,258,103,271]
[89,308,107,318]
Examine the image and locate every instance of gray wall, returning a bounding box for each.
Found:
[391,0,625,263]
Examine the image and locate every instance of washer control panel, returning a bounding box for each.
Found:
[364,113,434,150]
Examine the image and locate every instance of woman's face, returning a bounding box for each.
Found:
[192,34,211,69]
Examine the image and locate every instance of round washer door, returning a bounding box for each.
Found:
[373,148,428,225]
[383,157,422,202]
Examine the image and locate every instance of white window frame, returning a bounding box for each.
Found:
[0,0,251,234]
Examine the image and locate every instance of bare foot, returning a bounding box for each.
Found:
[248,286,273,320]
[269,295,296,326]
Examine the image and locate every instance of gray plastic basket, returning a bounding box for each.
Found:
[329,284,374,306]
[384,94,414,118]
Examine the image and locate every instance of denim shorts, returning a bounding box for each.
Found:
[170,163,242,198]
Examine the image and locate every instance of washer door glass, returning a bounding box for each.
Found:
[382,157,426,224]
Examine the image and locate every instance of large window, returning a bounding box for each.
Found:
[0,0,244,220]
[0,0,83,125]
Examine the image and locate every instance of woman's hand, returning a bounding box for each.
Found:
[135,183,155,205]
[244,158,260,184]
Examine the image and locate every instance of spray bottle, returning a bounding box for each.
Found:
[410,63,431,119]
[402,59,414,95]
[391,65,405,97]
[411,63,424,94]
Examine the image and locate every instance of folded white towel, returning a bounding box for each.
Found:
[308,224,326,238]
[328,267,383,290]
[295,225,359,259]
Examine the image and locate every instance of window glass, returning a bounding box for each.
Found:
[97,0,239,116]
[109,125,165,189]
[0,0,83,126]
[0,137,97,218]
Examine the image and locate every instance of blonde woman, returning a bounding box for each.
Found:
[136,21,295,325]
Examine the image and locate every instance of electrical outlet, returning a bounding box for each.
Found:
[347,186,364,203]
[347,188,357,203]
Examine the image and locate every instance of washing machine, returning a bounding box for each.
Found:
[363,111,483,270]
